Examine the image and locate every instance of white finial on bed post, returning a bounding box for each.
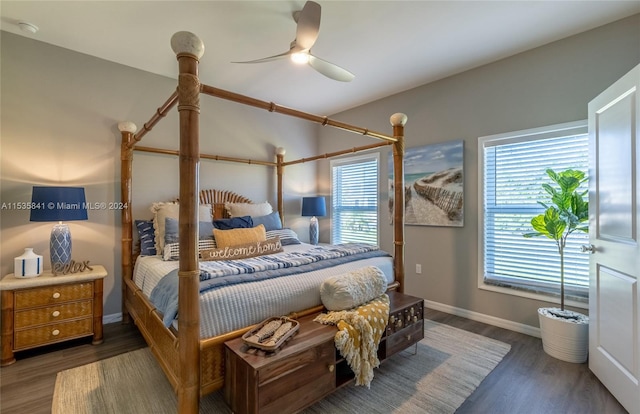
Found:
[390,113,408,127]
[118,121,137,134]
[170,31,205,59]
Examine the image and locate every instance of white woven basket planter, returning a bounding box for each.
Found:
[538,307,589,363]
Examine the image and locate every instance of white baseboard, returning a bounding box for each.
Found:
[424,300,541,338]
[103,313,123,325]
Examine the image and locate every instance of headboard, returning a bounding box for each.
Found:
[198,189,253,219]
[175,189,254,219]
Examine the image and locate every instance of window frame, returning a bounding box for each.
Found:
[477,120,589,308]
[330,153,380,245]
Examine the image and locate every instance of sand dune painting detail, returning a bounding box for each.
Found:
[389,140,464,227]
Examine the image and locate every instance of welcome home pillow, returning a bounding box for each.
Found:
[201,237,283,261]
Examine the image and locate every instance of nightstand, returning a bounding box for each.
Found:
[0,265,107,366]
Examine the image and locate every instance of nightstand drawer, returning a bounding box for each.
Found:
[15,282,93,309]
[14,300,93,329]
[14,317,93,350]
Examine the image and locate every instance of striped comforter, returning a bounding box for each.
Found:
[150,243,390,327]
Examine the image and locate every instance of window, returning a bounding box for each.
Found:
[330,154,379,244]
[478,121,589,303]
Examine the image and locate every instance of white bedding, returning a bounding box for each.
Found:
[133,243,394,338]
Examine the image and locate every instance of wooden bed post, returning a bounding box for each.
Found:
[171,31,205,414]
[390,113,407,292]
[276,147,286,223]
[118,121,137,323]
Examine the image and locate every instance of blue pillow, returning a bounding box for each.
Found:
[251,211,283,231]
[212,216,253,230]
[135,219,157,256]
[164,217,214,244]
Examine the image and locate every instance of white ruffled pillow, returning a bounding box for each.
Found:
[225,201,272,218]
[320,266,388,311]
[150,202,212,254]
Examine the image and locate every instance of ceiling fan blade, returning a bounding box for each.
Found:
[308,55,355,82]
[295,1,321,50]
[232,50,292,64]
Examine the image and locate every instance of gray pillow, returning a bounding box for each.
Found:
[251,211,283,231]
[164,217,214,244]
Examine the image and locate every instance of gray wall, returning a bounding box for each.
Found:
[0,32,317,317]
[2,14,639,329]
[317,14,640,329]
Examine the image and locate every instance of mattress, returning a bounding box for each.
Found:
[133,243,394,338]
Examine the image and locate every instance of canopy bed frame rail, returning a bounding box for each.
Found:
[118,31,407,413]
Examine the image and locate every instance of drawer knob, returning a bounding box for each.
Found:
[406,334,412,341]
[328,364,335,373]
[52,292,61,299]
[52,311,61,317]
[52,329,60,336]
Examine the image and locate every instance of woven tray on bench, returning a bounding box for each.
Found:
[242,316,300,352]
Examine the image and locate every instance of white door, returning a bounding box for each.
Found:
[588,63,640,414]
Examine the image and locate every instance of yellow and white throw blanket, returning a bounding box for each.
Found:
[314,294,390,387]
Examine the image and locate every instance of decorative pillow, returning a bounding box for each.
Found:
[212,216,253,230]
[201,237,283,261]
[163,239,217,261]
[135,219,157,256]
[266,228,301,246]
[164,217,215,244]
[320,266,388,311]
[213,224,266,248]
[225,201,272,218]
[150,202,212,254]
[251,211,283,231]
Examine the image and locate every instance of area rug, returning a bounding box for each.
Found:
[52,320,510,414]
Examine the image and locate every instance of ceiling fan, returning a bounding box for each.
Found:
[233,1,355,82]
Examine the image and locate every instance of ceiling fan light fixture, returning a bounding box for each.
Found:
[290,52,310,64]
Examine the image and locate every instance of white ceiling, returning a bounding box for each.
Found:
[1,1,639,115]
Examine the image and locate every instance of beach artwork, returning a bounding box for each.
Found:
[389,140,464,227]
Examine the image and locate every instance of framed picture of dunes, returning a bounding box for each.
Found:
[388,140,464,227]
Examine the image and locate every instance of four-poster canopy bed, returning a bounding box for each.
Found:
[118,31,407,413]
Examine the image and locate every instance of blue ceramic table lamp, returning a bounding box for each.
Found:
[302,196,326,245]
[30,186,87,269]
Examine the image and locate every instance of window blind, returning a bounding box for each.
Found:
[482,127,589,298]
[331,155,379,245]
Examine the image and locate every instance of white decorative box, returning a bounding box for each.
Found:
[14,248,43,278]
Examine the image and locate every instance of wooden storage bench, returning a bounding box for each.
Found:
[224,291,424,414]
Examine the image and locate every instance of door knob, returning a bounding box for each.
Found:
[581,244,596,254]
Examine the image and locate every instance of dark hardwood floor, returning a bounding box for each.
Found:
[0,309,628,414]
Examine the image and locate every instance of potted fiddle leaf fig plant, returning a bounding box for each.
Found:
[524,168,589,363]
